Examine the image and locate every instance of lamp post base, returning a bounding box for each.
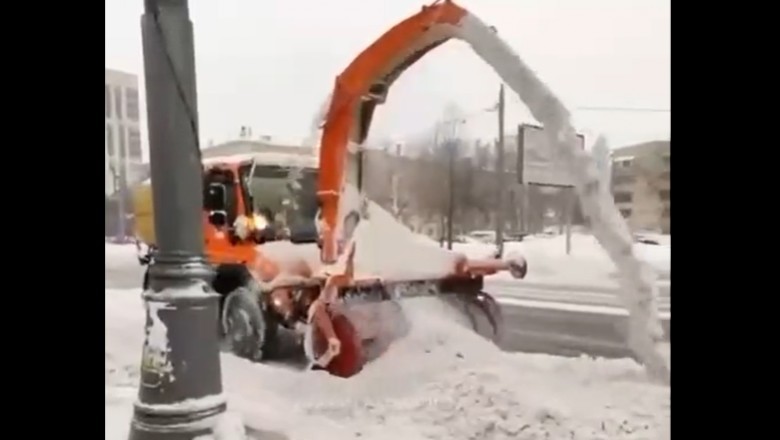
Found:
[128,255,225,440]
[129,410,289,440]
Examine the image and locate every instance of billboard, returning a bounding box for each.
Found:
[517,124,585,187]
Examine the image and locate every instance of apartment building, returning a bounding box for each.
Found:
[611,140,671,233]
[105,68,144,196]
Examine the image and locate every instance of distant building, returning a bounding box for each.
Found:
[105,69,143,196]
[611,141,670,233]
[203,139,313,158]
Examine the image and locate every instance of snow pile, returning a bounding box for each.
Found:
[106,288,669,440]
[262,186,467,281]
[291,298,669,439]
[349,193,463,280]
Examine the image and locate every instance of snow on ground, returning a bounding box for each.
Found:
[447,233,671,287]
[106,288,670,440]
[105,242,139,271]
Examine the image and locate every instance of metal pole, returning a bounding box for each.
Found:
[521,185,529,233]
[109,164,119,237]
[515,124,527,234]
[565,187,573,255]
[495,84,506,257]
[446,139,455,250]
[129,1,227,439]
[558,189,564,235]
[434,122,444,247]
[117,160,128,241]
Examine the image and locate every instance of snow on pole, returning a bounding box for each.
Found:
[140,301,174,386]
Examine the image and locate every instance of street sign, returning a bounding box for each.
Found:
[516,124,584,255]
[516,124,585,187]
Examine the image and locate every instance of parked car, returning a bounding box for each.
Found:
[454,235,483,244]
[466,230,496,244]
[503,232,527,242]
[633,231,661,245]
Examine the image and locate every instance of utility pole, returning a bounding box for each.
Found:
[446,138,456,250]
[118,159,128,241]
[565,187,573,255]
[129,1,228,439]
[495,84,506,257]
[515,125,528,235]
[109,163,127,241]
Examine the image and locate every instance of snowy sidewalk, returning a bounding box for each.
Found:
[106,288,670,440]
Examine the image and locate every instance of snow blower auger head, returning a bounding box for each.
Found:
[291,241,528,378]
[301,241,366,378]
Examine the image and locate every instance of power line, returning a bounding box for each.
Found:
[575,106,671,113]
[505,94,670,113]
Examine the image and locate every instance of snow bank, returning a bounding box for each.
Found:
[105,243,138,271]
[493,234,669,286]
[106,288,669,440]
[411,233,670,288]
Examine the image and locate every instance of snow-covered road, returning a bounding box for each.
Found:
[106,287,670,440]
[487,280,670,314]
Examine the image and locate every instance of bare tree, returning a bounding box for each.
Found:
[474,139,490,170]
[411,143,449,220]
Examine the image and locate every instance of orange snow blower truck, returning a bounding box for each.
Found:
[133,0,528,378]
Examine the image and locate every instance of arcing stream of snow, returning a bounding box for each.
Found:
[106,287,670,440]
[450,12,670,383]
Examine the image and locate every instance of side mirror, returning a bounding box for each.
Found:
[205,183,227,211]
[209,211,228,227]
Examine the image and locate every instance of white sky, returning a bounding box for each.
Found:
[105,0,670,158]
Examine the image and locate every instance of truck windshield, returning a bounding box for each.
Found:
[249,165,318,229]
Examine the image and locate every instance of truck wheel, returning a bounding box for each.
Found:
[221,287,278,361]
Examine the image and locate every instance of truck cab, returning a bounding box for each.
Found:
[133,152,320,255]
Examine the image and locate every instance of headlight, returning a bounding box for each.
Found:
[253,214,269,230]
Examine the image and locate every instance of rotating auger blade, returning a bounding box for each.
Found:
[304,310,365,378]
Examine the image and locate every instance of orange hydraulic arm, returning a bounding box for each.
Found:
[316,0,468,264]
